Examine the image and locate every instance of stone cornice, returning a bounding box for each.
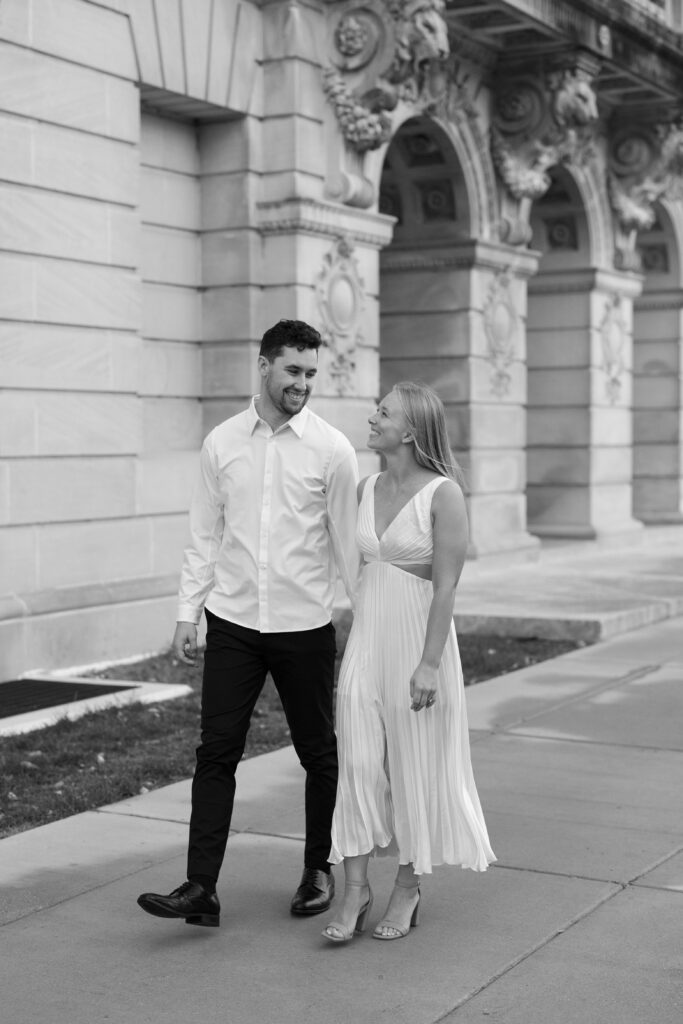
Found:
[528,267,644,296]
[634,289,683,311]
[381,239,541,276]
[256,198,396,247]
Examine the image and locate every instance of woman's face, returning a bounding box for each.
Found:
[367,390,411,452]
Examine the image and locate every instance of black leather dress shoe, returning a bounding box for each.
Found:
[137,881,220,927]
[290,868,335,916]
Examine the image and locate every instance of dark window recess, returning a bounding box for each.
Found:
[0,679,136,719]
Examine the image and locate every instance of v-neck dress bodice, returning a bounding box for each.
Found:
[329,472,495,875]
[357,473,447,566]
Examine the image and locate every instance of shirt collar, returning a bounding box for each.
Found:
[248,396,309,438]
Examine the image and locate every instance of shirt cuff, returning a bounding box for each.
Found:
[176,603,202,625]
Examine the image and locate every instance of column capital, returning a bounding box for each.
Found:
[528,266,643,298]
[380,238,541,276]
[256,196,396,248]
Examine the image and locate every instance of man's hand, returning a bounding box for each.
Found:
[173,621,198,666]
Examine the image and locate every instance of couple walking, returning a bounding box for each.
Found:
[138,319,494,943]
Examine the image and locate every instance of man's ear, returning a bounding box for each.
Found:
[257,355,269,377]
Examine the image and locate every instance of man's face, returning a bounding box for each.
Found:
[259,345,318,418]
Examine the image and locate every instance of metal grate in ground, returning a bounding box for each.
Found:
[0,679,135,719]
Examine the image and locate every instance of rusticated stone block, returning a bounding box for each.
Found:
[142,397,203,453]
[0,43,138,141]
[143,284,201,343]
[135,452,197,515]
[141,115,199,176]
[36,518,153,589]
[140,340,201,398]
[0,0,137,78]
[141,167,200,232]
[0,325,140,393]
[0,392,142,456]
[8,457,137,524]
[142,226,201,288]
[0,525,37,594]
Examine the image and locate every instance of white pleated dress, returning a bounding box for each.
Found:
[329,474,495,875]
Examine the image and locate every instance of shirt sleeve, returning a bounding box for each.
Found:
[326,441,362,607]
[176,436,224,623]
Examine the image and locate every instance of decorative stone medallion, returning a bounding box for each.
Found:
[599,295,627,404]
[331,8,383,71]
[483,269,518,398]
[315,235,366,395]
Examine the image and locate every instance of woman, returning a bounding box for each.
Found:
[322,382,495,944]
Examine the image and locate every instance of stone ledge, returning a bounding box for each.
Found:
[0,574,179,622]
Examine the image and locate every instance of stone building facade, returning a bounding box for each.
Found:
[1,0,683,679]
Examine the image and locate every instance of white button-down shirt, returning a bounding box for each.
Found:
[177,399,361,632]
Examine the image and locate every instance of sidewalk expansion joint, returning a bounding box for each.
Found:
[486,663,661,736]
[500,730,683,754]
[490,861,638,886]
[627,842,683,886]
[433,882,626,1022]
[0,849,185,929]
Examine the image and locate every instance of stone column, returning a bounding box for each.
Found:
[380,239,541,561]
[633,288,683,522]
[527,268,644,540]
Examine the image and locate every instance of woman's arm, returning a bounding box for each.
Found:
[410,480,468,711]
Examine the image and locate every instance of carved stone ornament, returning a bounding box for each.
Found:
[483,269,519,398]
[491,63,599,204]
[608,121,683,269]
[315,235,366,395]
[323,0,450,155]
[599,294,626,404]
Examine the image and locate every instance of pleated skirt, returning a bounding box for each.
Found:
[329,561,495,875]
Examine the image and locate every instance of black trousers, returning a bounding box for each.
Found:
[187,610,338,882]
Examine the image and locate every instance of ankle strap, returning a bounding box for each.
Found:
[344,879,369,888]
[394,878,420,889]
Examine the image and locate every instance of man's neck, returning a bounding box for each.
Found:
[254,395,291,432]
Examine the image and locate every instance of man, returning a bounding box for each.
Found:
[137,319,360,928]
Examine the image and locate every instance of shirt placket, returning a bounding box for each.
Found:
[258,433,275,630]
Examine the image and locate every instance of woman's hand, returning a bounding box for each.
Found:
[410,662,439,712]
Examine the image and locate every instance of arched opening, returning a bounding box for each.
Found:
[377,115,470,462]
[633,202,683,522]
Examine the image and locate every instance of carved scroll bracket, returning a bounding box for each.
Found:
[491,55,600,244]
[608,119,683,270]
[322,0,456,204]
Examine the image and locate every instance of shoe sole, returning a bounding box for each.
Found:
[137,897,219,927]
[290,901,333,917]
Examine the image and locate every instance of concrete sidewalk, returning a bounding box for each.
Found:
[1,616,682,1024]
[453,523,683,641]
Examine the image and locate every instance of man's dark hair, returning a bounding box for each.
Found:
[259,319,322,361]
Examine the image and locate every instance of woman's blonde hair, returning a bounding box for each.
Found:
[392,381,465,486]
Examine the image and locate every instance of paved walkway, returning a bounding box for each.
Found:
[453,523,683,641]
[2,614,682,1023]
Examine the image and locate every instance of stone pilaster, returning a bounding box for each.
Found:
[380,239,541,560]
[527,267,644,541]
[633,287,683,522]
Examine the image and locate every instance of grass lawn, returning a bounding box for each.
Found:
[0,627,583,840]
